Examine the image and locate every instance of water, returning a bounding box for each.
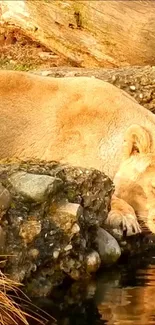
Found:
[95,264,155,324]
[30,254,155,325]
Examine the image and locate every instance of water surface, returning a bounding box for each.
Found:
[31,255,155,325]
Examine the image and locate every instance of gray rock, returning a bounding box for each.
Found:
[9,171,62,202]
[95,227,121,265]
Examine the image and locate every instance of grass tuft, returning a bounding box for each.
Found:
[0,271,54,325]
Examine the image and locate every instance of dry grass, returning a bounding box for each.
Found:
[0,271,29,325]
[0,271,53,325]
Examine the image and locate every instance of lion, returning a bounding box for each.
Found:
[1,70,155,236]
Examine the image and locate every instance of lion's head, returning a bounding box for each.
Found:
[114,124,155,233]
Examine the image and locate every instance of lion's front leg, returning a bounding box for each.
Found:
[105,194,141,236]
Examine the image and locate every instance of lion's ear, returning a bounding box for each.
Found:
[122,124,152,160]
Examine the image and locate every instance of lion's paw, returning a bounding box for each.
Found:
[105,209,141,237]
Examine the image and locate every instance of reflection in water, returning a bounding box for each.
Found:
[30,256,155,325]
[95,262,155,324]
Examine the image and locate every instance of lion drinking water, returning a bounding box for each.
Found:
[1,70,155,235]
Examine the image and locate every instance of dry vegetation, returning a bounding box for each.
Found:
[0,272,29,325]
[0,26,77,71]
[0,270,53,325]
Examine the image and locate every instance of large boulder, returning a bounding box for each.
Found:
[0,159,117,296]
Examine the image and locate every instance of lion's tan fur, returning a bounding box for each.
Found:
[1,70,155,234]
[1,70,155,178]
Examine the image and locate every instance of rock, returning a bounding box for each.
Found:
[129,85,136,91]
[64,244,73,252]
[38,51,57,60]
[0,183,11,214]
[0,159,154,297]
[53,165,114,229]
[0,225,5,254]
[71,223,80,234]
[28,248,39,259]
[95,228,121,265]
[9,171,62,202]
[86,251,101,273]
[0,160,113,296]
[49,201,83,234]
[19,217,42,244]
[53,250,60,259]
[41,70,51,76]
[70,269,80,280]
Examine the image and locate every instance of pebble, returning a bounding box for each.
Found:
[130,85,136,91]
[53,250,60,259]
[71,223,80,234]
[64,244,73,251]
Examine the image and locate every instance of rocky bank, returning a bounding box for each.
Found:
[0,158,155,298]
[0,159,121,297]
